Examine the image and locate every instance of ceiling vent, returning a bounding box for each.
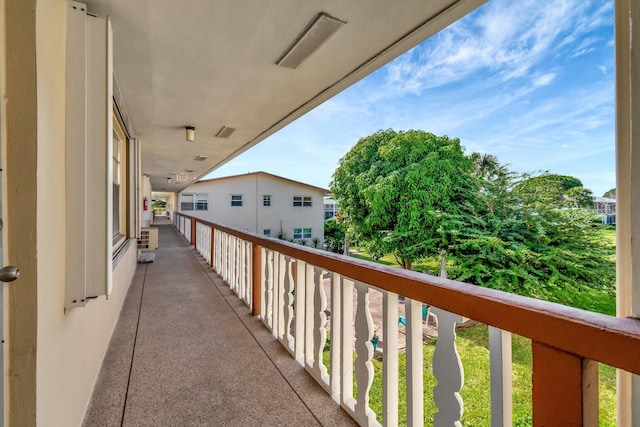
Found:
[276,12,346,69]
[215,125,236,138]
[194,155,208,161]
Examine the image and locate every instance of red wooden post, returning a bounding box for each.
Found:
[191,217,196,247]
[252,244,262,316]
[532,341,598,426]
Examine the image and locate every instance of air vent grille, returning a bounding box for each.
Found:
[215,126,236,138]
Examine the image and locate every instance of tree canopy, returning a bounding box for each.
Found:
[330,129,476,269]
[603,188,616,198]
[452,167,613,303]
[331,129,614,309]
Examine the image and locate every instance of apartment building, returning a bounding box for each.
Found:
[180,172,328,245]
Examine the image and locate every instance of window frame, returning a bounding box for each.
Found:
[293,195,312,207]
[293,227,312,239]
[195,194,208,211]
[112,111,129,251]
[180,193,195,211]
[263,195,271,207]
[231,194,243,207]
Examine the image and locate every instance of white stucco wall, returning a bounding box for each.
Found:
[180,173,326,244]
[25,2,138,425]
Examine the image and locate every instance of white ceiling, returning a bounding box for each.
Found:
[87,0,486,192]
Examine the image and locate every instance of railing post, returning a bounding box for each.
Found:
[191,217,196,247]
[489,326,512,427]
[532,341,598,426]
[252,244,261,316]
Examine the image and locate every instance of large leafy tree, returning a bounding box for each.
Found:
[330,129,476,269]
[450,167,614,308]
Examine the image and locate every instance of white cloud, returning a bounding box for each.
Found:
[532,73,557,87]
[377,0,610,99]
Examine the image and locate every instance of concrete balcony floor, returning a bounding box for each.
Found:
[83,223,355,426]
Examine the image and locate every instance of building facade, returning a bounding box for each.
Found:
[179,172,328,245]
[593,196,617,225]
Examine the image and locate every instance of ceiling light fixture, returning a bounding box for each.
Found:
[185,126,195,142]
[215,125,236,138]
[194,155,208,161]
[167,177,172,183]
[276,12,346,69]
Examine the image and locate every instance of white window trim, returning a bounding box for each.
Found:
[293,195,312,207]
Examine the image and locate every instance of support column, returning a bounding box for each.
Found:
[190,217,196,247]
[5,0,38,425]
[615,0,640,423]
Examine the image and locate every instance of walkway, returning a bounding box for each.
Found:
[83,224,355,426]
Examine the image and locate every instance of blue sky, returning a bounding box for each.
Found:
[206,0,615,197]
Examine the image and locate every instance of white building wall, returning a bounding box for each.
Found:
[2,2,140,425]
[180,173,325,244]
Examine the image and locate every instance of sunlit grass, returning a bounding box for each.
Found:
[325,324,617,425]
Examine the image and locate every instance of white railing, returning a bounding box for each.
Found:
[175,213,640,427]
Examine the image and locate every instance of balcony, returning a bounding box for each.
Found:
[84,214,640,426]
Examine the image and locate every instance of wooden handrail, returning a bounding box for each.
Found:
[176,213,640,376]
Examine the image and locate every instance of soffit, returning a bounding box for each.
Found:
[87,0,486,191]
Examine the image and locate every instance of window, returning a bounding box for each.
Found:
[293,228,312,239]
[324,202,338,219]
[263,195,271,207]
[180,193,194,211]
[181,193,208,211]
[231,195,243,207]
[293,195,312,207]
[195,194,208,211]
[112,113,129,247]
[263,229,271,237]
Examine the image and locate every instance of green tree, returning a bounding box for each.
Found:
[324,218,346,253]
[330,129,476,269]
[450,168,614,307]
[603,188,616,198]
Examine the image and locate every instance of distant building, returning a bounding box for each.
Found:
[179,172,328,245]
[592,196,616,225]
[324,197,339,220]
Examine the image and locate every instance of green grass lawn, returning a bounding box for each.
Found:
[341,233,618,424]
[328,325,617,425]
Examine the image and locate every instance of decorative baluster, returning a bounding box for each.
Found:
[311,266,329,384]
[231,236,236,288]
[383,291,399,426]
[341,278,355,410]
[353,282,377,426]
[406,298,424,425]
[282,256,294,351]
[304,263,314,368]
[220,232,224,276]
[330,272,342,400]
[238,239,245,299]
[215,230,220,271]
[232,237,238,292]
[235,238,241,294]
[294,260,306,364]
[223,233,228,281]
[244,241,252,306]
[264,249,274,329]
[272,252,281,338]
[431,307,467,426]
